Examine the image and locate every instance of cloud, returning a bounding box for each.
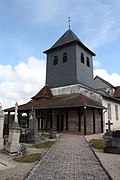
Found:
[94,69,120,86]
[1,56,120,110]
[93,59,102,69]
[0,57,46,109]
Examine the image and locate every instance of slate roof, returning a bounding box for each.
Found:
[4,86,104,112]
[94,76,115,89]
[44,29,95,56]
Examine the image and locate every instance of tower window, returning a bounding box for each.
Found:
[86,57,90,67]
[53,56,58,65]
[63,52,67,63]
[81,53,84,64]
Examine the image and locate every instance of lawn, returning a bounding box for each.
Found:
[89,139,107,150]
[14,153,41,163]
[33,140,55,149]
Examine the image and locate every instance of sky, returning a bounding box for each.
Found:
[0,0,120,109]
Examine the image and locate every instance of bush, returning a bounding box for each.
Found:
[89,139,106,150]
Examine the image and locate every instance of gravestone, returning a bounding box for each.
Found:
[0,103,5,149]
[26,109,38,143]
[49,129,57,139]
[104,130,120,154]
[5,102,21,153]
[103,120,113,139]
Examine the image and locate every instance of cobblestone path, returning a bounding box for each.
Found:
[25,135,111,180]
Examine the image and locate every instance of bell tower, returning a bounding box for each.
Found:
[44,29,96,89]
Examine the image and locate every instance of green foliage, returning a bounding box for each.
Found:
[33,140,55,149]
[14,153,41,163]
[89,139,107,150]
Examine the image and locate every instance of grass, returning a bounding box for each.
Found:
[14,153,41,163]
[33,140,55,149]
[89,139,107,150]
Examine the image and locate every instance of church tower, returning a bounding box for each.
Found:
[44,29,96,89]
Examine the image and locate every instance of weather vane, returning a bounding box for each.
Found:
[67,16,71,29]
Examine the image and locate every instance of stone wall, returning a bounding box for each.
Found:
[51,84,101,103]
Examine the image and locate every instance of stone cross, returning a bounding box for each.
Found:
[0,103,4,117]
[106,120,113,132]
[14,102,18,123]
[5,102,21,153]
[0,103,4,149]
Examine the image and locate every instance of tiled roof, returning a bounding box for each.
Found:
[114,86,120,98]
[4,86,104,112]
[32,85,53,99]
[44,29,95,56]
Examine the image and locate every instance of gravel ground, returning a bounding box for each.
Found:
[85,134,120,180]
[0,144,49,180]
[0,134,120,180]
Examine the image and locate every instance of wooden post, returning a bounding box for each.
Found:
[61,114,64,131]
[84,107,87,135]
[50,114,53,129]
[101,110,104,133]
[57,114,59,131]
[41,112,43,130]
[93,109,96,134]
[59,112,62,133]
[66,112,68,131]
[52,108,54,129]
[78,109,81,132]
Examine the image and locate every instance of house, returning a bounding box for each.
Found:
[4,28,120,135]
[94,76,120,131]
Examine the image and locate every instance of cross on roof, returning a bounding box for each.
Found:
[67,17,71,29]
[106,120,113,131]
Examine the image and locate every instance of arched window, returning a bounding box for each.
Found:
[81,53,84,64]
[63,52,67,63]
[53,56,58,65]
[86,57,90,67]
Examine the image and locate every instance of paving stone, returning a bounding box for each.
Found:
[25,135,111,180]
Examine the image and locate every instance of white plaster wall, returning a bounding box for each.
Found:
[102,97,120,132]
[51,84,101,103]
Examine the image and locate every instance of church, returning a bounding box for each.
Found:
[4,28,120,135]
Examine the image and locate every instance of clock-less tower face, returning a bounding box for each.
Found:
[44,29,96,89]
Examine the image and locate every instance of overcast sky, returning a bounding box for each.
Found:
[0,0,120,108]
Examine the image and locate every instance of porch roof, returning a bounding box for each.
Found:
[4,92,104,112]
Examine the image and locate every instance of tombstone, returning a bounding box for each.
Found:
[26,108,38,143]
[103,120,113,139]
[106,120,113,132]
[49,129,57,139]
[5,102,21,153]
[104,130,120,154]
[0,103,5,149]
